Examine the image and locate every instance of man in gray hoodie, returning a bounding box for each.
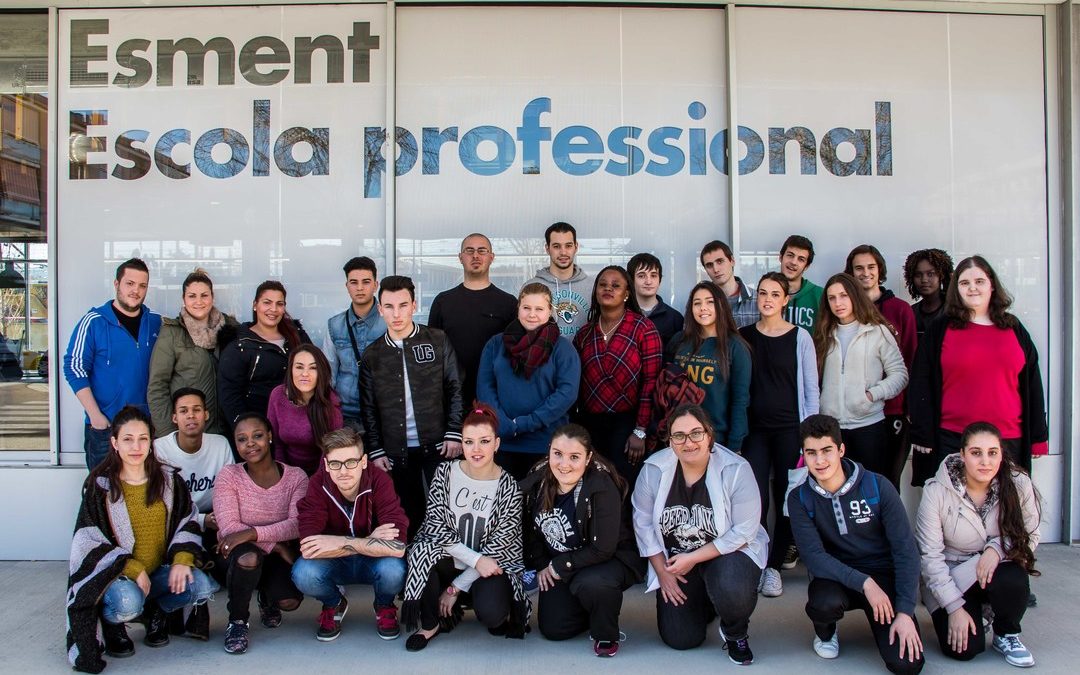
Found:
[526,222,591,339]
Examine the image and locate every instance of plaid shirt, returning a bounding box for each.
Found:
[574,311,663,428]
[727,277,760,329]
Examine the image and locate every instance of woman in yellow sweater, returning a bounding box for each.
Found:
[66,406,218,673]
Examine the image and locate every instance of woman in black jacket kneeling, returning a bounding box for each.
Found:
[520,424,644,658]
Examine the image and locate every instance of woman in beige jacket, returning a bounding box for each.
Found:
[915,421,1040,668]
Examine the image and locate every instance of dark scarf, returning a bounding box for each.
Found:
[502,318,560,380]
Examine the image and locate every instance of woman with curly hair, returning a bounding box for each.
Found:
[902,248,954,341]
[909,256,1048,486]
[915,422,1041,667]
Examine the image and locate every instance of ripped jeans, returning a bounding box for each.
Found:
[101,564,218,625]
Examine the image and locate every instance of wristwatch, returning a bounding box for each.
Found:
[445,585,458,596]
[632,428,646,440]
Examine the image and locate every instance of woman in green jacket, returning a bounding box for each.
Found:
[148,269,239,436]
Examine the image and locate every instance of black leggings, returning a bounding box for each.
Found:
[225,542,303,623]
[805,575,924,675]
[930,561,1030,660]
[883,415,910,491]
[537,558,636,643]
[742,426,800,569]
[578,410,638,486]
[841,421,890,478]
[419,557,512,632]
[656,551,760,649]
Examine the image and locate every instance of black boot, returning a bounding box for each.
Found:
[166,608,185,635]
[142,601,170,647]
[185,603,210,641]
[101,618,134,658]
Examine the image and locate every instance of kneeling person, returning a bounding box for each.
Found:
[788,414,923,674]
[292,428,408,642]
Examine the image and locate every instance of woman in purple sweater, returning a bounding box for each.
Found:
[267,345,343,475]
[214,412,309,654]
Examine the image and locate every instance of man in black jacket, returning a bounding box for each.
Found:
[360,275,464,538]
[787,414,923,674]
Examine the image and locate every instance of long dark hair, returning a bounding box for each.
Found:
[537,423,627,513]
[945,256,1018,330]
[677,281,745,381]
[586,265,642,323]
[285,344,337,452]
[252,280,303,349]
[814,273,889,377]
[89,406,167,506]
[959,422,1040,575]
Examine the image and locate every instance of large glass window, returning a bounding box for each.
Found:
[396,5,728,316]
[0,12,48,452]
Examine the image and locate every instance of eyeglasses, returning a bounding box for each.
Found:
[670,429,708,445]
[325,458,363,470]
[462,247,491,256]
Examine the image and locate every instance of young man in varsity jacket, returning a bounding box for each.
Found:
[359,275,464,539]
[787,414,924,675]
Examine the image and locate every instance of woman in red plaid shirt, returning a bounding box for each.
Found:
[573,266,663,484]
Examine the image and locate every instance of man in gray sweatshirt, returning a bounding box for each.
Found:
[525,222,591,339]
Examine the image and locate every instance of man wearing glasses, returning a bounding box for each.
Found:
[428,232,517,407]
[292,428,409,643]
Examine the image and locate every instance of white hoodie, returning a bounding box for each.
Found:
[819,322,908,429]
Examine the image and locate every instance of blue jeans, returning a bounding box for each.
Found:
[101,565,219,625]
[84,425,112,471]
[291,555,406,609]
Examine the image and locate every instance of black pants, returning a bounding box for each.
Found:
[841,420,890,478]
[538,558,636,643]
[743,426,800,569]
[391,445,446,540]
[496,451,545,481]
[884,415,910,491]
[419,557,512,632]
[578,410,638,486]
[806,575,924,674]
[930,561,1030,661]
[656,551,760,650]
[201,528,228,586]
[225,542,303,623]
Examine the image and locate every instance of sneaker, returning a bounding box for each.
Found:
[185,603,210,641]
[993,633,1035,668]
[718,624,754,665]
[782,544,799,570]
[813,632,840,659]
[522,570,538,593]
[1027,592,1037,608]
[760,568,783,597]
[333,595,349,623]
[376,606,400,640]
[594,640,619,657]
[316,604,344,642]
[100,619,134,658]
[142,602,170,648]
[223,620,249,654]
[258,592,282,629]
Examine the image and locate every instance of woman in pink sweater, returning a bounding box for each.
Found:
[213,412,309,654]
[267,344,344,476]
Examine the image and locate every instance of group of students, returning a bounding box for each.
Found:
[63,223,1046,673]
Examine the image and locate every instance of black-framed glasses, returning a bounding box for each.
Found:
[325,458,363,470]
[670,429,708,445]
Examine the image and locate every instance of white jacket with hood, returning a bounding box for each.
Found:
[820,322,908,429]
[914,453,1041,614]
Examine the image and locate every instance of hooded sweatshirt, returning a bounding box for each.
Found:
[297,465,408,542]
[787,458,920,616]
[526,265,591,339]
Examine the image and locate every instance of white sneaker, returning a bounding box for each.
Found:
[993,633,1035,668]
[760,568,783,597]
[813,632,839,659]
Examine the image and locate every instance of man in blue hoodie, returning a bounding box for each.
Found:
[64,258,161,469]
[788,414,924,674]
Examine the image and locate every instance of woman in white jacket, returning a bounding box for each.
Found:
[632,404,768,664]
[915,421,1040,668]
[814,273,908,478]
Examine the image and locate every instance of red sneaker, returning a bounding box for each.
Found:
[376,606,400,640]
[594,640,619,657]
